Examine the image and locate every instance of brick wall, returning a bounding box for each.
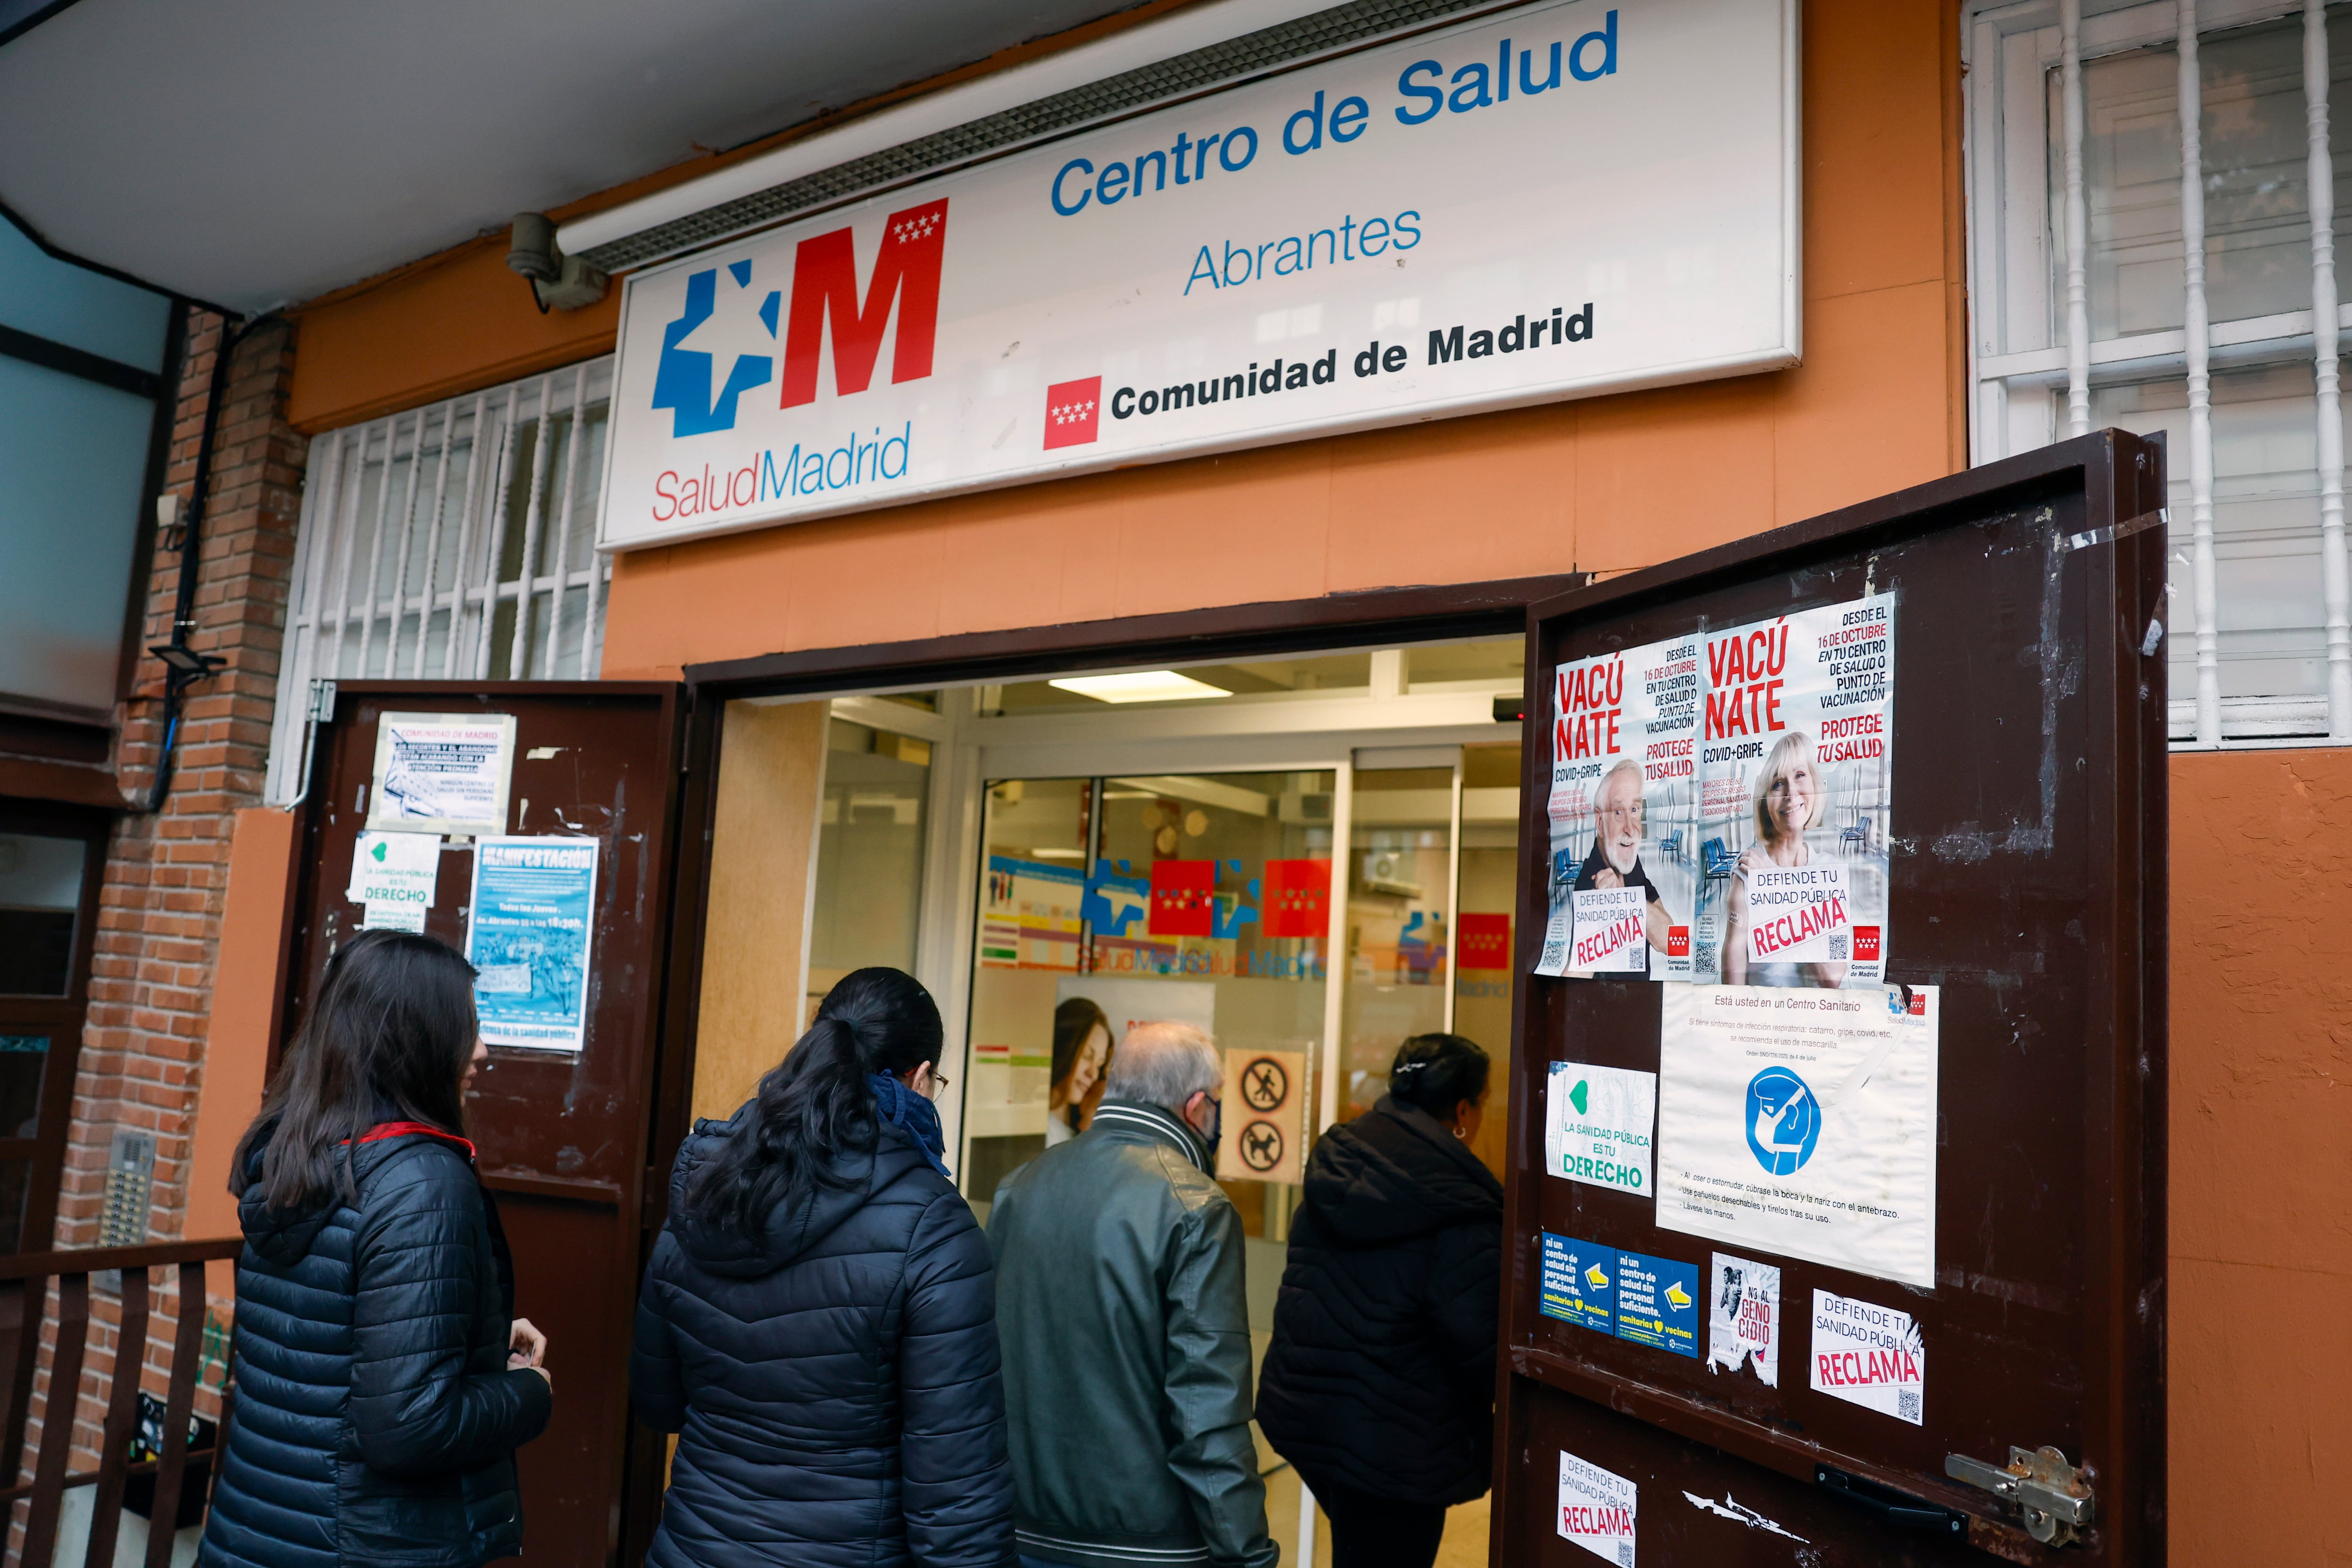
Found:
[14,311,304,1494]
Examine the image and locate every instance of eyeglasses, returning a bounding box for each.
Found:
[922,1068,949,1101]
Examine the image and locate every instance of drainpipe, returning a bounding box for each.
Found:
[143,311,280,813]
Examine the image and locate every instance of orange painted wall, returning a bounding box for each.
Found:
[599,0,1966,678]
[2165,748,2352,1568]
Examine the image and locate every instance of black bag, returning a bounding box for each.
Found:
[123,1390,215,1530]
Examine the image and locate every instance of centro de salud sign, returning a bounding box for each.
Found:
[598,0,1799,551]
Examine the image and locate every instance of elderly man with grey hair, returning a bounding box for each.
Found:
[987,1020,1277,1568]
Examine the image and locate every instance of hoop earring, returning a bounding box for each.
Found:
[1453,1126,1466,1140]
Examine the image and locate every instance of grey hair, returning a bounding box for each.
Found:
[1104,1021,1221,1112]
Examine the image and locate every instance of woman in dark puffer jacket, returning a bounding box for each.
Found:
[199,930,553,1568]
[1256,1033,1502,1568]
[631,966,1013,1568]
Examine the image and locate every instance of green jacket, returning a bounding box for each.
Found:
[988,1099,1278,1568]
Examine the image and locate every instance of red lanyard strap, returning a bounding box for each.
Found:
[358,1121,478,1163]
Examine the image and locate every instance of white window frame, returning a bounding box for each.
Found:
[264,358,615,803]
[1965,0,2352,746]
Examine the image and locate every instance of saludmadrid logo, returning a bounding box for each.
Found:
[649,199,949,439]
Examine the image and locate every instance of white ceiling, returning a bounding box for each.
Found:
[0,0,1142,313]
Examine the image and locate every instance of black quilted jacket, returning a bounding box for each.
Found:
[1255,1097,1503,1508]
[630,1101,1014,1568]
[198,1124,553,1568]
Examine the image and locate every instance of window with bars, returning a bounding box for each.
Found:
[263,358,614,803]
[1968,0,2352,746]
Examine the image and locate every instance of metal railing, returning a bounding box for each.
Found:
[1,1237,242,1568]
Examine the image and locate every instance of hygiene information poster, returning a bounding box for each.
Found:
[1687,594,1894,988]
[1542,1062,1656,1195]
[1654,982,1939,1288]
[466,836,598,1052]
[368,712,516,837]
[1535,634,1700,980]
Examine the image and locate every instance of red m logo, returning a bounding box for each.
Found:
[781,199,947,408]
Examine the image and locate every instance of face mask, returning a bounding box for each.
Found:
[1199,1095,1223,1160]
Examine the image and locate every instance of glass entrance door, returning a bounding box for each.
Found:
[960,767,1339,1219]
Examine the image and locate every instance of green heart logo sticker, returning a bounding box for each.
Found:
[1569,1079,1589,1115]
[371,840,388,863]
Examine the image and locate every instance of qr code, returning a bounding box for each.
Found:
[1828,931,1849,960]
[1898,1388,1921,1423]
[1617,1546,1636,1568]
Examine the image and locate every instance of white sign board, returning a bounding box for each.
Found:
[1542,1061,1655,1195]
[1557,1449,1639,1564]
[367,713,515,837]
[1218,1048,1307,1184]
[1653,982,1939,1287]
[1809,1288,1925,1425]
[601,0,1799,549]
[347,830,441,932]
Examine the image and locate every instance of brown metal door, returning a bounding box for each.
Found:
[1495,433,2168,1565]
[280,680,694,1568]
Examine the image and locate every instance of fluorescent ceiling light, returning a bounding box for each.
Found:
[1049,670,1232,704]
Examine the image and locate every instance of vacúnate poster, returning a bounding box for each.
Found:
[1533,592,1895,991]
[1689,593,1894,987]
[1534,634,1700,979]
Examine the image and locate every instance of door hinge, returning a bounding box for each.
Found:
[308,677,339,723]
[1946,1446,2095,1546]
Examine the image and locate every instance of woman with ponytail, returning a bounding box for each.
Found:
[630,966,1013,1568]
[199,930,552,1568]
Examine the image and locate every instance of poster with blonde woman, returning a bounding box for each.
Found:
[1688,594,1894,988]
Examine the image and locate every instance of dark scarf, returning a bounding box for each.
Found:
[870,1072,951,1179]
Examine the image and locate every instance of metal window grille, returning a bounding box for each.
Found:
[264,358,613,803]
[1967,0,2352,746]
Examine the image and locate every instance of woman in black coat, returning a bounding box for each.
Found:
[630,966,1014,1568]
[200,930,553,1568]
[1256,1033,1502,1568]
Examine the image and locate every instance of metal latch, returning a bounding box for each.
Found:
[1946,1446,2095,1546]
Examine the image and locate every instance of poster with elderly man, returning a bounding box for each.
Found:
[1534,594,1896,989]
[1534,634,1700,979]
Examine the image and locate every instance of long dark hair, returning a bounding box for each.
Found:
[1387,1032,1490,1120]
[1050,996,1111,1129]
[231,929,479,1210]
[681,966,943,1237]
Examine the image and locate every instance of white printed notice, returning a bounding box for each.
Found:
[467,837,598,1052]
[1557,1450,1639,1565]
[347,830,440,932]
[1655,982,1938,1287]
[1688,594,1892,988]
[1536,634,1700,979]
[1809,1289,1925,1425]
[1705,1253,1780,1386]
[1543,1062,1656,1196]
[368,713,516,837]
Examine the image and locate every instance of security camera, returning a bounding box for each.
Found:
[506,213,608,310]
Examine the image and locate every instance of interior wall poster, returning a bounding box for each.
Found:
[1653,981,1939,1288]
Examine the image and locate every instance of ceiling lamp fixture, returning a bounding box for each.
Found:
[1049,670,1232,704]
